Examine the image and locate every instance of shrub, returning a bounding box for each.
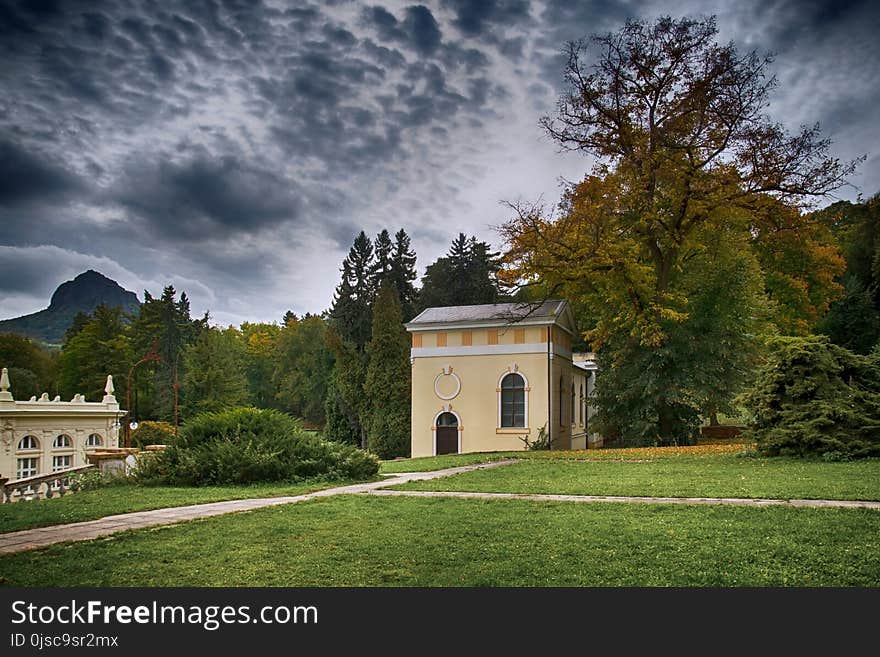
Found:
[739,336,880,458]
[130,421,177,448]
[519,424,552,451]
[133,407,379,486]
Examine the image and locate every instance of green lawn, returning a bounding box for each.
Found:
[380,452,512,473]
[392,456,880,500]
[1,495,877,586]
[0,479,361,534]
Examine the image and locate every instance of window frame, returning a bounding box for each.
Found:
[53,434,72,449]
[17,435,40,451]
[16,456,39,479]
[498,371,528,429]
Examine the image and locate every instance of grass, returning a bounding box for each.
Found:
[392,455,880,500]
[1,495,877,586]
[378,443,749,473]
[0,479,364,534]
[379,452,512,473]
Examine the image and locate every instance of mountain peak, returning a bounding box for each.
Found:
[1,271,141,345]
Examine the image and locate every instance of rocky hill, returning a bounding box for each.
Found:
[0,270,140,345]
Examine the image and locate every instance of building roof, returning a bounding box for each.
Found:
[406,300,576,334]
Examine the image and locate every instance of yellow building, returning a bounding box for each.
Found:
[406,300,601,456]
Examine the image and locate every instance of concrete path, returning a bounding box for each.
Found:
[0,460,515,555]
[368,489,880,509]
[2,457,878,556]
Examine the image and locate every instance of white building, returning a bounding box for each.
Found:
[0,368,125,481]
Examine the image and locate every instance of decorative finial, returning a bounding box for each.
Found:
[0,368,12,401]
[102,375,117,404]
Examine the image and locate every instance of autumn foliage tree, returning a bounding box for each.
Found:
[502,16,857,444]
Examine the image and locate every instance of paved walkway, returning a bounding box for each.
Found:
[2,457,878,555]
[368,489,880,509]
[0,461,514,555]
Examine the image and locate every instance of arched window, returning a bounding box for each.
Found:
[87,433,103,448]
[579,384,584,426]
[54,434,72,448]
[436,412,458,427]
[18,435,39,450]
[570,382,575,426]
[500,373,526,427]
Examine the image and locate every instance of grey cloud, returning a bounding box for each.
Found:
[362,4,442,56]
[113,152,301,240]
[0,138,85,207]
[441,0,532,36]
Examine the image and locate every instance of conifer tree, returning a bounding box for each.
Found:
[371,229,393,287]
[419,233,506,310]
[364,281,411,458]
[330,231,374,349]
[390,228,418,320]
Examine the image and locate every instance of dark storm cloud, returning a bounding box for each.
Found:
[0,0,875,323]
[361,4,442,56]
[441,0,532,36]
[0,138,85,207]
[113,152,301,240]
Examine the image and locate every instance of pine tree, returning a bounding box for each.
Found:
[180,327,249,418]
[364,281,411,458]
[418,233,506,311]
[371,229,393,288]
[129,286,205,421]
[323,367,361,445]
[58,304,132,400]
[330,231,374,349]
[390,229,419,320]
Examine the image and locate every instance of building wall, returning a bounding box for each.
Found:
[1,407,121,480]
[411,349,552,457]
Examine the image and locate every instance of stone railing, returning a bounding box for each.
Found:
[2,464,95,503]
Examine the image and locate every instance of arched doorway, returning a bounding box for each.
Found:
[435,412,459,455]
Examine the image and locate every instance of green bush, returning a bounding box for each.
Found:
[740,336,880,458]
[133,407,379,486]
[130,421,177,448]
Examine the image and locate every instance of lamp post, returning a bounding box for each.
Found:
[125,348,162,448]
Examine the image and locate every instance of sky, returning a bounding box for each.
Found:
[1,0,878,327]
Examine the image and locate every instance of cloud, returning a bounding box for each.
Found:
[362,4,442,56]
[0,0,875,327]
[111,151,302,240]
[441,0,533,37]
[0,138,85,207]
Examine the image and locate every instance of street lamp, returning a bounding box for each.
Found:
[125,347,162,448]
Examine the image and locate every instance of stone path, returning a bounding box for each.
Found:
[2,457,878,556]
[368,489,880,509]
[0,460,514,555]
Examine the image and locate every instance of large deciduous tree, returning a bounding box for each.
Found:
[503,16,857,444]
[273,314,335,426]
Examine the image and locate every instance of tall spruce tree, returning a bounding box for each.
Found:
[390,229,419,320]
[58,304,132,400]
[129,286,205,421]
[330,231,374,349]
[180,327,249,418]
[371,229,393,287]
[364,281,411,458]
[419,233,506,310]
